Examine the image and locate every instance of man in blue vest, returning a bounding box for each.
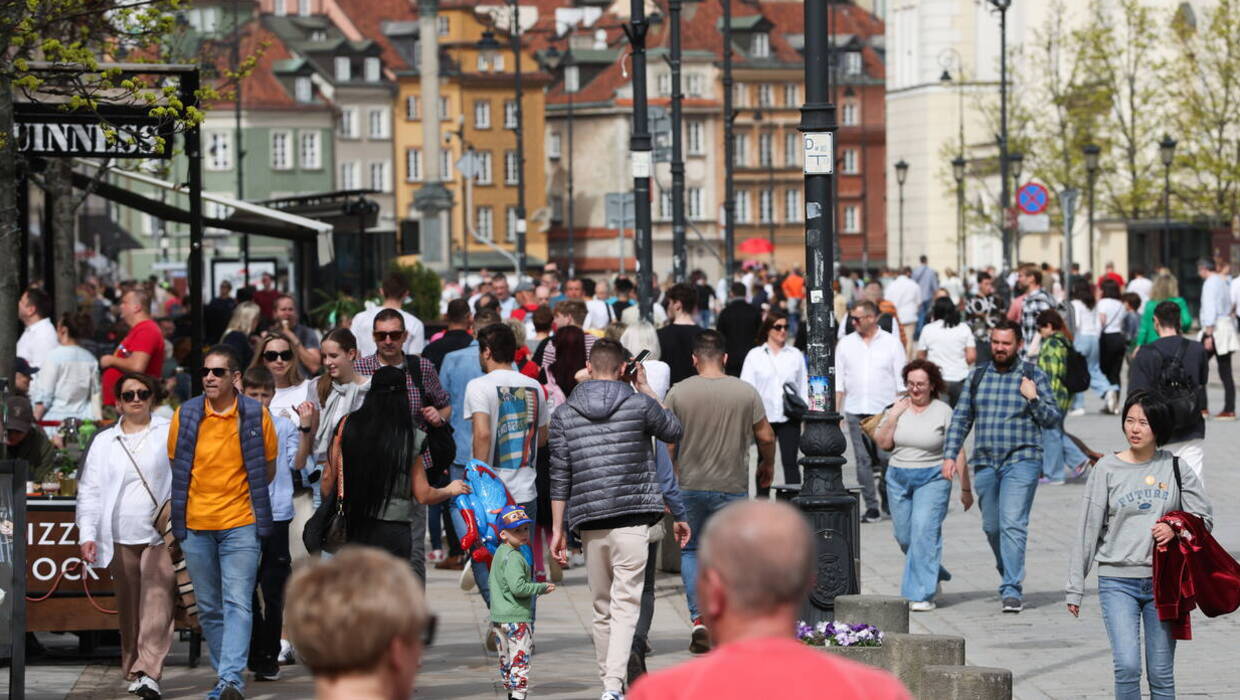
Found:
[168,346,278,700]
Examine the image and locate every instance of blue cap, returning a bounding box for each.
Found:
[498,505,533,531]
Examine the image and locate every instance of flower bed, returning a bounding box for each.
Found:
[796,621,884,648]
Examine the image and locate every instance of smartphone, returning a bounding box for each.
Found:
[625,350,651,378]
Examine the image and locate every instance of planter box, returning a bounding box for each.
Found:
[820,644,889,670]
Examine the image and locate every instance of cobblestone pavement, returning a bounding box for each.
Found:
[7,390,1240,699]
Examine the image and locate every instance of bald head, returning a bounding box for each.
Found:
[698,500,814,614]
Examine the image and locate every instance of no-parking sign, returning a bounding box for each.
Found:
[1017,182,1050,215]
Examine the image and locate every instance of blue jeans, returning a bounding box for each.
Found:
[886,466,952,602]
[1072,334,1120,409]
[448,464,537,608]
[181,524,262,690]
[1041,417,1089,482]
[1098,576,1176,700]
[680,490,747,620]
[972,459,1040,600]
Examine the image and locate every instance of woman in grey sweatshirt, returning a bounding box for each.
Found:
[1066,391,1212,700]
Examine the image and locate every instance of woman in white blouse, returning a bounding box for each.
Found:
[251,332,312,425]
[76,372,174,699]
[741,310,809,491]
[32,312,101,430]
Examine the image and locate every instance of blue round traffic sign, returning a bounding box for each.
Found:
[1017,182,1049,215]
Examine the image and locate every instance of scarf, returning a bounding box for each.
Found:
[313,378,370,458]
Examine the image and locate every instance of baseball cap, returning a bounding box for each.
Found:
[13,357,37,377]
[514,281,536,294]
[498,505,533,531]
[4,396,34,434]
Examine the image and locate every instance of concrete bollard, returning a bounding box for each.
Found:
[834,594,909,634]
[883,633,966,698]
[919,665,1012,700]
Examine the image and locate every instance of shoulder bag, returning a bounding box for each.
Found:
[765,347,808,421]
[407,354,456,487]
[302,417,350,555]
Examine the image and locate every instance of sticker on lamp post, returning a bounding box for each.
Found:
[809,376,830,412]
[803,133,834,175]
[631,151,653,178]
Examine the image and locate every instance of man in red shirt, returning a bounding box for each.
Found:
[628,500,909,700]
[252,272,281,321]
[101,288,165,405]
[1098,261,1125,290]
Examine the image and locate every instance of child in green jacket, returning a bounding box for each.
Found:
[491,505,555,700]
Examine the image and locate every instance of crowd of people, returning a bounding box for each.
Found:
[7,253,1232,700]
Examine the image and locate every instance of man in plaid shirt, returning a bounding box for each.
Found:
[1018,267,1056,358]
[355,308,451,582]
[943,319,1060,614]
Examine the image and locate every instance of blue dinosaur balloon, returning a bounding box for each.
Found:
[452,459,533,567]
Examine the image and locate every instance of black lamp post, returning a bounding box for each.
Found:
[1008,151,1023,260]
[953,155,966,274]
[623,0,654,320]
[669,0,688,282]
[895,159,908,267]
[722,0,735,280]
[1160,134,1177,268]
[1082,143,1100,274]
[501,2,527,278]
[989,0,1013,270]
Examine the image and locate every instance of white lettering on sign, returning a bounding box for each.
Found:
[631,150,653,178]
[13,121,165,157]
[28,521,77,546]
[803,133,834,175]
[30,556,99,582]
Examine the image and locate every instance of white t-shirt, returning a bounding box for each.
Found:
[1071,300,1100,336]
[1127,276,1153,307]
[916,321,976,382]
[17,317,58,369]
[351,305,426,357]
[584,298,614,331]
[269,379,311,424]
[463,369,549,503]
[1097,298,1126,334]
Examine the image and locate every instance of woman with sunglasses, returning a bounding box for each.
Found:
[320,366,470,562]
[76,372,174,699]
[296,329,370,491]
[251,333,311,426]
[740,310,809,494]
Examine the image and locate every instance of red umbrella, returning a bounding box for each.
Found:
[738,237,774,256]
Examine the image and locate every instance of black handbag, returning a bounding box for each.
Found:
[407,354,456,487]
[783,382,809,420]
[303,418,349,554]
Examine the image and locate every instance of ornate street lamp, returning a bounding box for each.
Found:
[895,159,909,267]
[952,155,966,274]
[1082,143,1101,274]
[1160,134,1177,267]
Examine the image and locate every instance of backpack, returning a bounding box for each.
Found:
[406,354,455,487]
[1047,335,1091,394]
[1150,338,1201,434]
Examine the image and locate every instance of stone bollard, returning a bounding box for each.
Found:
[920,665,1012,700]
[834,594,909,634]
[883,633,966,698]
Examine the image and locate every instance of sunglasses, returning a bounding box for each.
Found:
[849,315,870,322]
[771,324,788,331]
[200,367,231,378]
[120,389,152,402]
[373,330,405,342]
[263,350,294,362]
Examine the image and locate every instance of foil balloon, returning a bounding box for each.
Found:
[453,459,532,568]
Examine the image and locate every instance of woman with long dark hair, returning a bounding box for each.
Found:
[545,325,588,407]
[916,296,976,406]
[740,310,808,493]
[320,366,469,561]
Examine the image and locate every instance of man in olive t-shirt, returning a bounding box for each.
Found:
[664,330,776,654]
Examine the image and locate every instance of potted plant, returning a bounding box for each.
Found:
[51,450,79,498]
[797,620,888,669]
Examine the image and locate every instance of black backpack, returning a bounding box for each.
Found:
[1150,338,1201,434]
[1047,335,1091,394]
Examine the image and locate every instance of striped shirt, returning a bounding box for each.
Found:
[944,361,1061,470]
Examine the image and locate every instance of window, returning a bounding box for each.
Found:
[474,99,491,129]
[299,130,321,169]
[364,57,381,82]
[845,51,863,75]
[687,187,703,220]
[476,150,493,184]
[686,73,703,97]
[335,56,351,81]
[310,29,326,41]
[842,148,858,174]
[658,190,672,220]
[298,0,311,16]
[405,95,420,120]
[369,161,391,192]
[734,132,748,167]
[273,0,286,16]
[548,131,562,159]
[492,53,505,72]
[440,150,452,179]
[784,83,798,106]
[476,206,494,239]
[504,150,519,184]
[437,15,449,36]
[565,65,580,93]
[339,107,359,138]
[207,131,232,170]
[752,33,770,58]
[687,120,705,155]
[841,102,859,126]
[363,108,387,139]
[270,130,292,169]
[759,132,773,167]
[657,73,671,96]
[294,76,313,103]
[843,205,860,233]
[784,188,801,222]
[438,96,450,120]
[549,194,564,223]
[405,147,422,182]
[757,83,773,107]
[505,206,518,241]
[504,100,517,129]
[339,161,359,189]
[759,188,774,223]
[784,132,798,166]
[735,190,751,223]
[477,54,491,72]
[733,82,748,107]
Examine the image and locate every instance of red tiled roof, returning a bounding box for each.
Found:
[205,20,305,110]
[332,0,417,71]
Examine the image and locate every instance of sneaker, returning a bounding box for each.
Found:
[253,668,280,681]
[1105,390,1120,414]
[460,564,476,591]
[219,682,245,700]
[570,551,586,568]
[133,675,161,699]
[485,627,500,652]
[600,692,625,700]
[435,554,465,570]
[1216,411,1237,421]
[689,617,711,654]
[1039,477,1065,485]
[1068,408,1086,417]
[910,600,937,612]
[1002,597,1024,613]
[427,548,445,563]
[277,639,296,665]
[861,508,882,523]
[128,678,141,694]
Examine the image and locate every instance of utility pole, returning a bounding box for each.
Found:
[991,0,1013,270]
[794,0,857,622]
[233,0,248,285]
[669,0,687,282]
[722,0,735,281]
[511,0,527,279]
[625,0,654,321]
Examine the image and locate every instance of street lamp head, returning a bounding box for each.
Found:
[952,156,967,183]
[753,109,763,121]
[476,30,503,53]
[940,69,953,83]
[1008,152,1024,183]
[1160,134,1177,167]
[843,86,856,97]
[1082,143,1101,173]
[895,159,909,185]
[988,0,1012,10]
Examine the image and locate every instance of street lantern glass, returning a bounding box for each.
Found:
[1009,152,1024,183]
[543,45,561,69]
[1082,143,1101,173]
[952,156,966,183]
[1160,134,1177,167]
[895,159,909,185]
[476,30,502,63]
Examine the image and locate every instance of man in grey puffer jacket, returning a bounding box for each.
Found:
[550,338,689,700]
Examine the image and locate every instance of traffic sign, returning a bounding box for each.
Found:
[1017,182,1050,215]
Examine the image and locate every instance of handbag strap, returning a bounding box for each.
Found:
[115,431,160,510]
[329,415,349,502]
[1172,456,1183,509]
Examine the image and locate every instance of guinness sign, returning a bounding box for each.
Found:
[14,103,174,159]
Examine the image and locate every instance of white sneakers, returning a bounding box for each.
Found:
[129,674,161,699]
[910,600,937,612]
